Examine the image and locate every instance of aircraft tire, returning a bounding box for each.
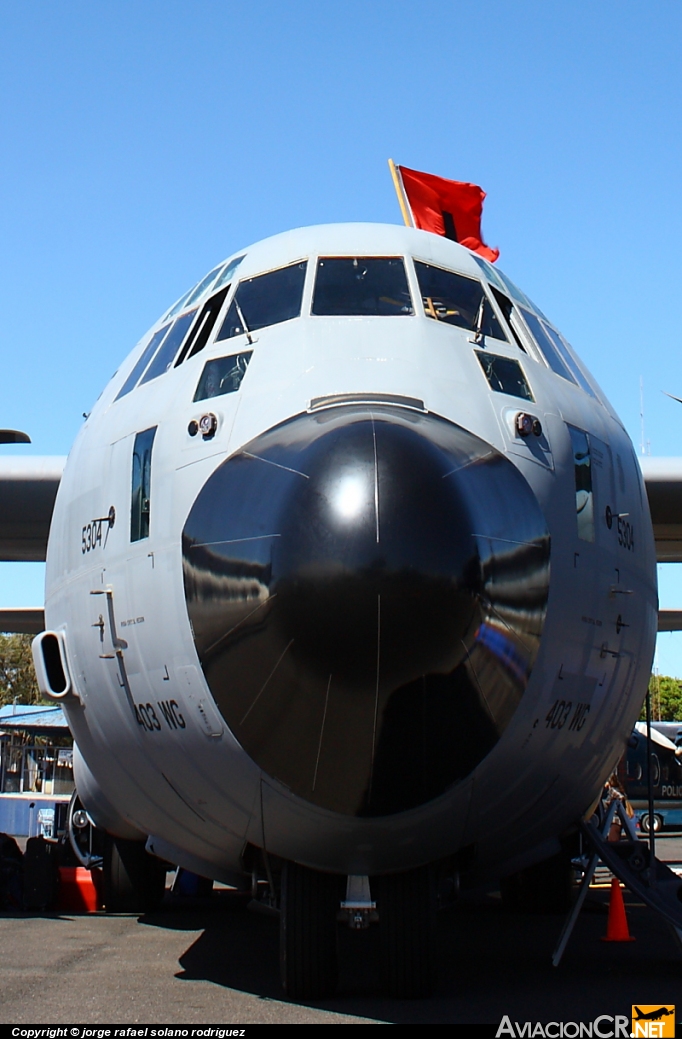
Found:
[279,860,340,1000]
[375,865,435,998]
[103,835,166,913]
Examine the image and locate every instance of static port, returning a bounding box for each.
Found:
[188,420,199,437]
[532,418,543,437]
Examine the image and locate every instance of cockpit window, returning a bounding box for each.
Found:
[138,308,198,385]
[217,261,307,340]
[472,258,598,399]
[115,324,170,401]
[194,351,252,401]
[183,264,228,310]
[488,287,526,352]
[470,254,508,295]
[542,324,598,399]
[165,271,217,322]
[312,257,413,316]
[212,255,246,293]
[175,286,229,366]
[414,261,506,341]
[182,264,225,310]
[490,266,534,311]
[163,256,246,322]
[520,309,577,386]
[476,351,534,401]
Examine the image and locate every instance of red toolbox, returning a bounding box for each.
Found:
[57,866,103,912]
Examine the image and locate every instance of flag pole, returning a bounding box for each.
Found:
[388,159,413,228]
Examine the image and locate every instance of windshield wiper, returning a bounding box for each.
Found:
[469,296,486,345]
[234,297,254,345]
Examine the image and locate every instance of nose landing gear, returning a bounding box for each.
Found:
[280,860,342,1000]
[279,860,436,1000]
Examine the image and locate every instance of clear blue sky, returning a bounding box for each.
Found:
[2,1,682,674]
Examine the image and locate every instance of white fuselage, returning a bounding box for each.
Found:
[45,224,657,882]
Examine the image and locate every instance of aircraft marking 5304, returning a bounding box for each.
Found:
[81,505,116,553]
[605,505,635,551]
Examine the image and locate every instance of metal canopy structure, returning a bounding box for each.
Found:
[0,703,69,734]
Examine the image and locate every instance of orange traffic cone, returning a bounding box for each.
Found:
[601,877,635,942]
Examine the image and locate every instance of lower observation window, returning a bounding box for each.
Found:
[476,351,534,401]
[312,257,413,316]
[193,352,253,401]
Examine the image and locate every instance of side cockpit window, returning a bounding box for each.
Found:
[541,324,598,399]
[116,255,249,401]
[174,286,229,366]
[520,309,577,385]
[414,261,505,341]
[115,325,171,401]
[131,427,157,542]
[163,255,245,321]
[194,352,252,401]
[138,308,198,385]
[312,257,413,316]
[217,261,307,340]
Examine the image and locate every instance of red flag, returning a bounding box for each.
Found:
[397,165,499,263]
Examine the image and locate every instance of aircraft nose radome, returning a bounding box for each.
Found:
[182,405,550,817]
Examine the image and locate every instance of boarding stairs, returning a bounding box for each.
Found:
[553,794,682,966]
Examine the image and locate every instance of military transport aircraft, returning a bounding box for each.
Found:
[2,215,682,1000]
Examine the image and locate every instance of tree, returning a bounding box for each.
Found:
[0,633,42,705]
[639,674,682,722]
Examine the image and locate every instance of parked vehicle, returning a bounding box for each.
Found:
[624,722,682,832]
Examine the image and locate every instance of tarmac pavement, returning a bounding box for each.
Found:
[0,836,680,1026]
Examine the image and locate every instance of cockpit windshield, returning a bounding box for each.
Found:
[217,261,307,340]
[414,261,506,341]
[312,257,413,316]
